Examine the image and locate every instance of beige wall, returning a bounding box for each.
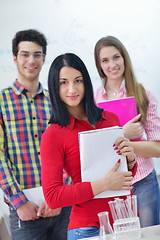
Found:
[0,217,11,240]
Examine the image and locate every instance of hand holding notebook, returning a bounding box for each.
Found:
[79,126,130,198]
[98,97,142,141]
[98,97,137,127]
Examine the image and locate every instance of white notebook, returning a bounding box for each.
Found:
[79,126,130,198]
[23,186,44,206]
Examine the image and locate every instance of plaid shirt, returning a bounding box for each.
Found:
[0,80,71,209]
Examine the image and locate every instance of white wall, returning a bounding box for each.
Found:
[0,0,160,99]
[0,0,160,219]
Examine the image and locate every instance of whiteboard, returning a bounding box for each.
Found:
[0,0,160,172]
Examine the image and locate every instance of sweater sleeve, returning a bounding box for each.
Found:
[130,162,137,177]
[40,126,94,209]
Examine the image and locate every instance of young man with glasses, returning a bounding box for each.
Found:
[0,29,71,240]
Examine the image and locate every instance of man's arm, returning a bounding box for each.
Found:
[0,113,28,209]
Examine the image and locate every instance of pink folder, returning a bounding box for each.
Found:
[98,97,137,127]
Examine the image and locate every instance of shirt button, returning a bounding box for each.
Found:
[33,117,36,120]
[35,134,38,138]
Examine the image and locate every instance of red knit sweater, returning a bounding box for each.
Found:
[41,111,137,229]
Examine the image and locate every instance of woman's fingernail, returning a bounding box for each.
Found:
[117,159,121,163]
[116,150,121,154]
[114,147,118,150]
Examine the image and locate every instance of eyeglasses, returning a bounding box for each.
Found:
[17,51,45,60]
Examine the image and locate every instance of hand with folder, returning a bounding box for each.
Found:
[98,98,143,141]
[89,135,136,198]
[101,159,132,190]
[123,114,143,140]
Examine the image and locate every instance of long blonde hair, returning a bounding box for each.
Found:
[94,36,149,124]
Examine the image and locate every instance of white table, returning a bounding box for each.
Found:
[82,224,160,240]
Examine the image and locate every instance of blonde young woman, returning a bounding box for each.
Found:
[94,36,160,227]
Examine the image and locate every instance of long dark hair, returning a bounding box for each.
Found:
[48,53,103,126]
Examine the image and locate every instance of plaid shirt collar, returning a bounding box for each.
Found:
[12,79,48,97]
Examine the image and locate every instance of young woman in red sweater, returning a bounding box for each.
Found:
[40,53,137,240]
